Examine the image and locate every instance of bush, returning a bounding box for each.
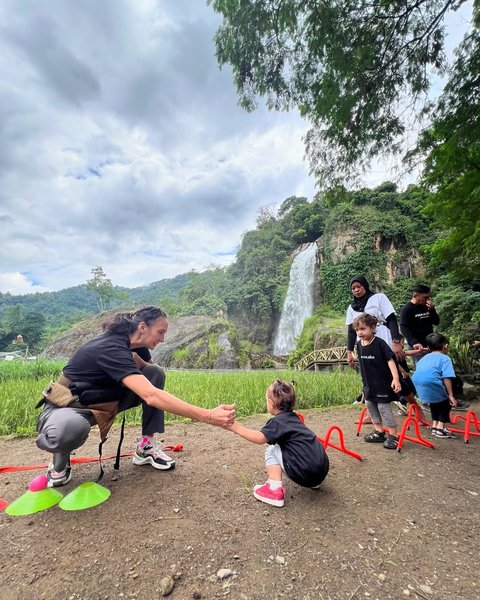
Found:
[260,359,276,369]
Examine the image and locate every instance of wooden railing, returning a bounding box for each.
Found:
[293,346,350,371]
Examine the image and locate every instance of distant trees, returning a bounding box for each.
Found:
[0,304,46,352]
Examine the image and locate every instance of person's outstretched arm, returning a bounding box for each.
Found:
[122,373,235,427]
[228,421,267,445]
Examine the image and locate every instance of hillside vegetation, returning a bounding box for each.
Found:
[2,182,480,356]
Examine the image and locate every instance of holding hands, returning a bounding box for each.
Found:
[207,404,236,428]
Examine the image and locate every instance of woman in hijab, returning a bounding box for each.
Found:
[346,275,403,369]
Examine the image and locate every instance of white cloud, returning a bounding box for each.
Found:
[0,273,50,295]
[0,0,471,294]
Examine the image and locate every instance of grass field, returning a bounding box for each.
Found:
[0,360,361,436]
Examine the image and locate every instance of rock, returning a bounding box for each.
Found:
[378,573,386,582]
[43,312,242,369]
[217,568,234,580]
[275,556,286,565]
[462,382,478,401]
[418,584,433,595]
[367,528,375,535]
[159,576,175,596]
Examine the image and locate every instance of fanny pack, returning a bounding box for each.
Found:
[36,372,123,481]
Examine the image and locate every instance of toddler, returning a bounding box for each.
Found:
[353,313,401,449]
[227,380,329,507]
[412,333,458,438]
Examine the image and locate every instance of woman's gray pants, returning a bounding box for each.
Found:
[36,365,166,471]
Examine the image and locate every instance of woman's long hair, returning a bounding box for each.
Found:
[102,306,167,335]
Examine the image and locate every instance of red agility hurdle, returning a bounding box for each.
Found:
[297,413,363,461]
[356,404,434,452]
[318,425,363,461]
[396,404,434,452]
[449,410,480,443]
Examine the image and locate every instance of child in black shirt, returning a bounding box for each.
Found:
[353,313,402,449]
[227,380,329,507]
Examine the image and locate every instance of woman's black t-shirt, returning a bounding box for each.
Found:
[261,411,329,488]
[63,332,142,396]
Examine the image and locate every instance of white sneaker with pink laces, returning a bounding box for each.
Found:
[253,482,285,507]
[133,437,175,470]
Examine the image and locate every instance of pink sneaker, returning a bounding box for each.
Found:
[253,482,285,507]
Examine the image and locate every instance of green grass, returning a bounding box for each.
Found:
[0,358,66,382]
[0,361,361,436]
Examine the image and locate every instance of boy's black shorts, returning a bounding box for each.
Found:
[399,375,416,398]
[429,399,451,423]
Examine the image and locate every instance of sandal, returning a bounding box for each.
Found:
[364,430,386,443]
[383,434,399,450]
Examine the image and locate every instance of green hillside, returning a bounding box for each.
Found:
[1,182,480,354]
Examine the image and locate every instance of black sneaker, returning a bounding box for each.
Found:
[453,401,470,411]
[46,458,72,487]
[133,442,175,470]
[383,434,399,450]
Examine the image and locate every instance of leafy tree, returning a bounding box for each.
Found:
[228,218,295,326]
[85,266,117,313]
[408,25,480,279]
[210,0,472,187]
[278,195,308,217]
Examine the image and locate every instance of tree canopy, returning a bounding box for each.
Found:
[210,0,472,187]
[409,25,480,279]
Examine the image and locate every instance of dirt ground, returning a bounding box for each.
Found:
[1,404,479,600]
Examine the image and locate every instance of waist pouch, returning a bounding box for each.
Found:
[38,374,120,444]
[39,377,120,408]
[69,382,120,406]
[40,381,78,407]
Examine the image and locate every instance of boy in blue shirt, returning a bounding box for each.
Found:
[412,333,458,438]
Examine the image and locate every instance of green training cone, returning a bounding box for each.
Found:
[59,482,111,511]
[5,488,63,516]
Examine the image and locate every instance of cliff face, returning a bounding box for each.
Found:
[317,227,424,288]
[43,312,241,369]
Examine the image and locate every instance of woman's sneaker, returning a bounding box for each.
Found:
[46,459,72,487]
[253,483,285,507]
[133,439,175,470]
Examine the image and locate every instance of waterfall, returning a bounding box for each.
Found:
[273,242,317,355]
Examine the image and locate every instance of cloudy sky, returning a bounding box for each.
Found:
[0,1,472,294]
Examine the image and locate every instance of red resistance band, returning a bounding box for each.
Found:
[0,444,184,474]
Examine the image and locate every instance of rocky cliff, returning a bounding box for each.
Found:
[43,311,241,369]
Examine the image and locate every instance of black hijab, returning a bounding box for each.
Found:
[350,275,375,312]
